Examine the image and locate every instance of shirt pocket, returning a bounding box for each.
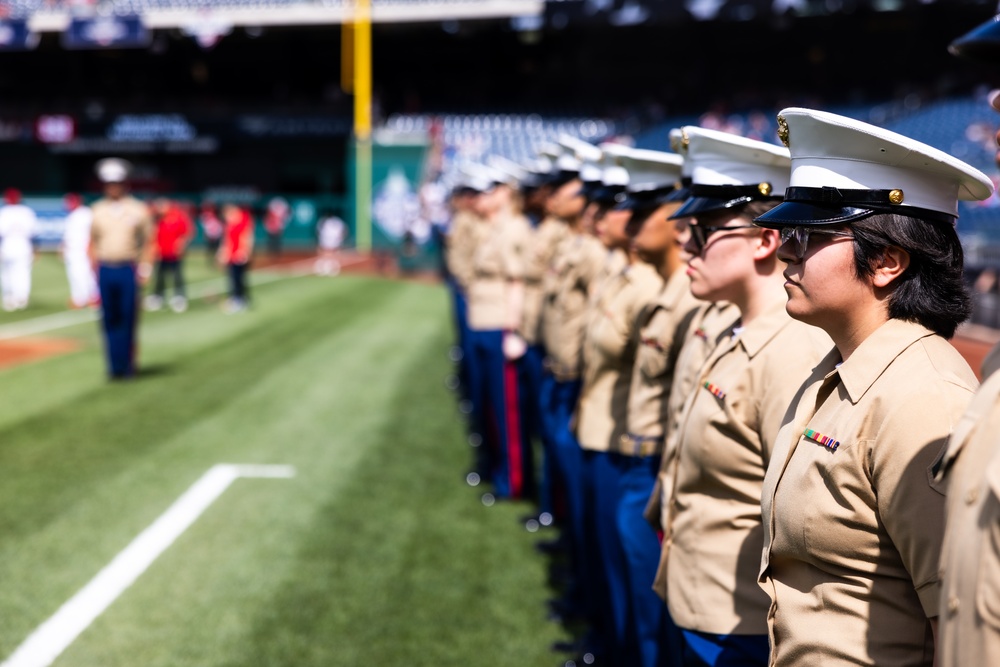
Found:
[637,339,669,379]
[977,461,1000,629]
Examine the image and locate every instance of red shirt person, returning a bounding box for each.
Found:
[146,199,194,313]
[218,204,254,312]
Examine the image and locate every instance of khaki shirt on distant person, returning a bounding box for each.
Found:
[665,301,831,635]
[620,266,702,456]
[467,213,531,331]
[541,233,611,381]
[575,259,662,452]
[759,319,978,667]
[446,210,482,291]
[521,216,570,345]
[89,196,152,263]
[937,368,1000,667]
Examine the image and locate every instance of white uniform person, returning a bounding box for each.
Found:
[62,193,99,308]
[0,188,37,311]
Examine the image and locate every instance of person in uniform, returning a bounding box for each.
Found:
[928,18,1000,666]
[662,127,831,667]
[539,146,620,644]
[517,143,580,527]
[575,145,665,663]
[88,158,153,379]
[645,130,740,584]
[62,193,98,309]
[755,108,993,667]
[465,163,534,501]
[614,148,701,667]
[0,188,37,311]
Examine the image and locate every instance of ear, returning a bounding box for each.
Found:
[752,228,780,261]
[871,246,910,288]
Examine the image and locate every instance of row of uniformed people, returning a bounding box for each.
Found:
[443,102,1000,667]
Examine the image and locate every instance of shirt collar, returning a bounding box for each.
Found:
[737,299,795,359]
[831,318,936,404]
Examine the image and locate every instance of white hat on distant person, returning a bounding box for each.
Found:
[670,127,790,219]
[614,148,686,210]
[95,158,132,184]
[754,107,995,228]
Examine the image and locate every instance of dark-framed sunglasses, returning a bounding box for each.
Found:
[779,226,855,260]
[688,223,758,254]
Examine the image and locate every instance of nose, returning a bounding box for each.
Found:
[776,236,798,264]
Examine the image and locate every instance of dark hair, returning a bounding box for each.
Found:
[849,212,970,338]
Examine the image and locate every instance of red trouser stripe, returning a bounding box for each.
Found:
[503,360,524,497]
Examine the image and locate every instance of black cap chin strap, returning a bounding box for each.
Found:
[783,186,956,226]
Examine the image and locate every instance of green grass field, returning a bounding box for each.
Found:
[0,252,568,666]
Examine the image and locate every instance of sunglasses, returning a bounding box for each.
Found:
[779,226,855,259]
[688,223,757,254]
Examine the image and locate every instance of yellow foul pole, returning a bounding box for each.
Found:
[352,0,373,253]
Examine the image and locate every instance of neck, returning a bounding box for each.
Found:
[731,271,787,326]
[659,245,683,281]
[826,305,890,362]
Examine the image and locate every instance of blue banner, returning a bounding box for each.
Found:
[61,16,151,50]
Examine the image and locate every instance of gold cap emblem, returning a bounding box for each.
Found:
[777,115,790,148]
[889,189,904,205]
[758,182,773,196]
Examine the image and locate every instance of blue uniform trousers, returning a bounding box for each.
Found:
[467,328,531,499]
[519,344,551,513]
[446,276,471,402]
[680,630,769,667]
[549,378,585,585]
[616,454,683,667]
[582,449,629,660]
[98,263,139,378]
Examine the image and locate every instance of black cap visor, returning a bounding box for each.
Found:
[950,16,1000,64]
[753,202,878,228]
[592,184,628,207]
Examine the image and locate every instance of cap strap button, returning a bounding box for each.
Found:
[889,189,904,205]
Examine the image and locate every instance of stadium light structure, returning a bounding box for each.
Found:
[348,0,373,253]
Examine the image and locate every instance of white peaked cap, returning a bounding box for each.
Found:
[458,163,495,193]
[599,142,632,187]
[669,128,693,178]
[96,158,132,184]
[487,155,528,185]
[620,148,684,193]
[537,142,561,160]
[772,107,994,220]
[559,134,602,163]
[684,126,790,190]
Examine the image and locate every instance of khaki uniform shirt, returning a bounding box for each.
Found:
[89,196,152,263]
[665,301,831,635]
[541,233,611,381]
[575,260,663,452]
[759,319,977,667]
[466,213,531,331]
[522,216,570,345]
[647,301,740,599]
[938,369,1000,667]
[446,210,481,291]
[621,266,702,456]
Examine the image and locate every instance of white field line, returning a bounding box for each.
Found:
[0,463,296,667]
[0,255,365,341]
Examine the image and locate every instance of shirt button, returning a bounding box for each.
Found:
[966,487,980,505]
[947,596,960,615]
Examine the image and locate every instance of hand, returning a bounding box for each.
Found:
[502,331,527,361]
[137,262,152,285]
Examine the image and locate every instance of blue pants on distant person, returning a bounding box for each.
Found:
[446,277,471,402]
[616,454,682,667]
[519,344,551,513]
[98,263,139,378]
[467,328,531,499]
[582,449,629,660]
[680,630,769,667]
